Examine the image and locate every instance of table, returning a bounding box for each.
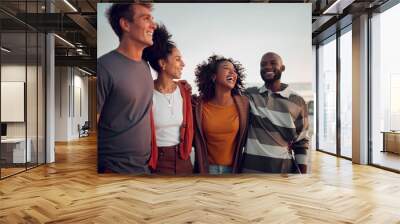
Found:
[381,131,400,154]
[1,138,31,163]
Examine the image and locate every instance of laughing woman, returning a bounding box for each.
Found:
[142,24,193,175]
[193,55,249,174]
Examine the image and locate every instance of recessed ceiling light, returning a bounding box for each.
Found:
[322,0,354,15]
[78,67,92,76]
[63,0,78,12]
[54,34,75,48]
[1,47,11,53]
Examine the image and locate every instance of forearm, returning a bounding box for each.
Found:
[293,139,309,173]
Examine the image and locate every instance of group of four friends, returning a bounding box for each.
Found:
[97,3,310,175]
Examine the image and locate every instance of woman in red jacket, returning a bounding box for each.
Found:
[142,24,193,175]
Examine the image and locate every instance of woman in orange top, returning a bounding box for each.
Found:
[193,55,249,174]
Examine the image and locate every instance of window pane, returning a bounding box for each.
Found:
[340,29,352,158]
[318,37,337,154]
[371,3,400,171]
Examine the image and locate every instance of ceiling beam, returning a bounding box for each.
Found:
[55,55,96,71]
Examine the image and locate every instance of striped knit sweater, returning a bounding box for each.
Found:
[242,83,309,173]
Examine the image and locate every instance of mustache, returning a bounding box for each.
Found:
[261,70,281,82]
[260,70,275,76]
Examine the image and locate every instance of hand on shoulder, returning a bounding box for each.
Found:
[178,80,192,94]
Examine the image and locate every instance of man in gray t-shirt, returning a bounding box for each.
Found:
[97,3,156,173]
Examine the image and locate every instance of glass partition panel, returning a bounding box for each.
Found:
[1,31,27,177]
[27,31,38,169]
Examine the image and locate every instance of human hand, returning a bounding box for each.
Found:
[178,80,192,93]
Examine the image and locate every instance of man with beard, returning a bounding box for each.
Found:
[242,52,309,173]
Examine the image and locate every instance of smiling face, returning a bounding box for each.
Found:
[120,5,156,48]
[260,52,285,83]
[160,47,185,79]
[214,60,238,90]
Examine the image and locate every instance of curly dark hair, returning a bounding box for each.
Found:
[142,23,176,73]
[107,2,153,41]
[195,54,246,101]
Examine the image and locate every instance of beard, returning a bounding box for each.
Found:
[261,71,281,84]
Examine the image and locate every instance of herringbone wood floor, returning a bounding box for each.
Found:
[1,135,400,223]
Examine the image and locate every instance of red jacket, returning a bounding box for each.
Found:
[148,82,194,170]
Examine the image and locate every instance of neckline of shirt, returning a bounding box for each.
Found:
[205,101,236,109]
[113,50,145,64]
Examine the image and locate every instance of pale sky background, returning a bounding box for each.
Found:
[97,3,312,90]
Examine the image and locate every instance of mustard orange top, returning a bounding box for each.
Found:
[202,101,239,166]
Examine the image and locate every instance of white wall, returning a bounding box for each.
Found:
[54,67,89,141]
[55,66,69,141]
[75,71,89,138]
[1,65,38,137]
[71,73,89,138]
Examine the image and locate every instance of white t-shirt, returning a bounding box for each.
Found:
[153,87,183,147]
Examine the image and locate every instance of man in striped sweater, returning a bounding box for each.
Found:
[242,52,309,173]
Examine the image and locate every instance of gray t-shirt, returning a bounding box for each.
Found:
[97,50,153,173]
